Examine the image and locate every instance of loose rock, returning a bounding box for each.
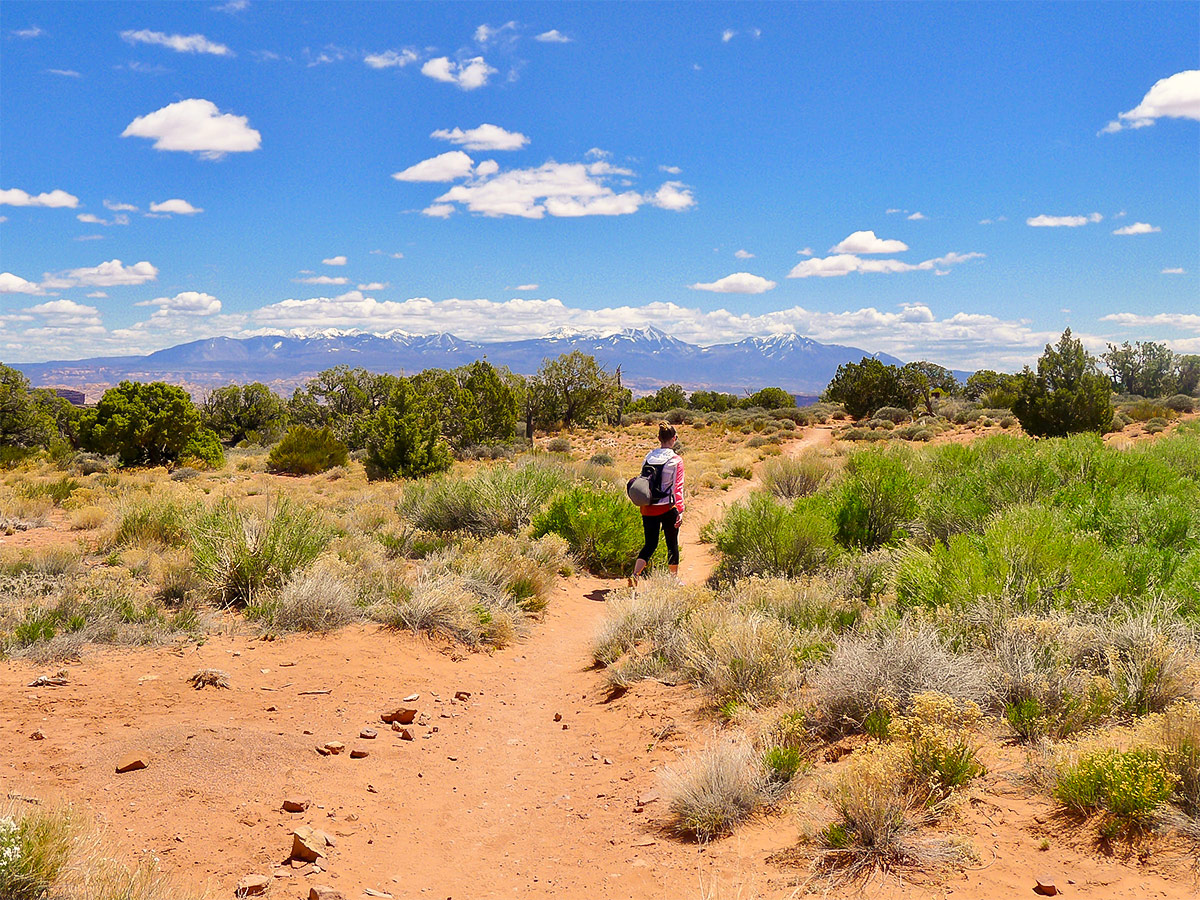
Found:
[381,708,418,725]
[235,874,270,897]
[454,690,471,701]
[322,741,345,755]
[359,728,377,739]
[309,887,345,900]
[282,797,310,813]
[116,753,148,773]
[350,748,369,759]
[397,728,415,741]
[1034,878,1059,897]
[30,730,45,741]
[553,712,562,722]
[290,826,327,863]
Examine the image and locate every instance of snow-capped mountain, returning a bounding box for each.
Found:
[14,327,905,400]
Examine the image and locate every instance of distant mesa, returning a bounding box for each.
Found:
[14,326,905,400]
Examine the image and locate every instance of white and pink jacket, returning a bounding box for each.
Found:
[640,447,685,517]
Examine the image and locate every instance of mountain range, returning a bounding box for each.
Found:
[14,327,908,401]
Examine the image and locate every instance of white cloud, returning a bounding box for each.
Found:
[515,283,538,291]
[475,159,500,177]
[0,273,47,295]
[788,251,983,278]
[734,249,754,259]
[120,29,232,56]
[149,198,203,215]
[358,282,388,291]
[76,212,129,226]
[293,275,349,285]
[659,165,682,175]
[689,272,777,294]
[885,208,904,215]
[907,211,926,220]
[534,30,571,43]
[370,250,404,259]
[46,69,80,77]
[104,200,138,212]
[11,25,44,38]
[585,147,610,159]
[798,247,814,257]
[432,161,653,219]
[1101,70,1200,133]
[475,22,517,45]
[29,299,102,325]
[422,204,455,219]
[392,151,476,182]
[75,234,104,242]
[722,29,736,42]
[1112,222,1161,235]
[43,259,157,288]
[421,56,496,90]
[0,188,79,208]
[1162,267,1186,275]
[431,124,529,151]
[1102,312,1200,332]
[322,255,348,266]
[86,291,108,298]
[135,291,221,316]
[364,49,418,69]
[830,230,909,254]
[1026,213,1103,227]
[649,181,696,211]
[212,0,249,12]
[122,98,261,159]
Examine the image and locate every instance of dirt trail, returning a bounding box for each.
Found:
[1,425,1193,899]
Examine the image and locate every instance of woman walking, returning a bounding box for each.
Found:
[629,422,685,586]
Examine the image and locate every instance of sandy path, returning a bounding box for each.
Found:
[1,425,1194,899]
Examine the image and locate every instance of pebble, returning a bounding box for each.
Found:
[282,798,310,813]
[235,874,270,896]
[360,728,378,739]
[116,753,148,773]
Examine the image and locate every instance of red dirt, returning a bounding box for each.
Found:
[1,427,1195,898]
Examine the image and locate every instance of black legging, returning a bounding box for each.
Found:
[637,510,680,566]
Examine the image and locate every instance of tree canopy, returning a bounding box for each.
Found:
[1013,329,1114,438]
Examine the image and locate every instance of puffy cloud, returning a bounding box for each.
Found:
[734,249,754,259]
[86,291,107,298]
[830,230,909,254]
[431,123,529,151]
[422,204,456,219]
[1162,267,1186,274]
[77,212,129,226]
[0,188,79,208]
[789,251,983,278]
[0,273,47,295]
[104,200,138,212]
[135,291,221,316]
[515,283,538,291]
[797,247,814,256]
[660,165,682,175]
[122,99,261,159]
[1026,213,1103,227]
[1112,222,1160,235]
[322,255,348,266]
[421,56,496,90]
[649,181,696,211]
[120,29,232,55]
[41,259,158,288]
[722,29,736,42]
[29,299,102,325]
[11,25,44,38]
[364,49,418,69]
[392,151,475,182]
[475,159,500,177]
[475,22,517,45]
[689,272,777,294]
[907,211,926,220]
[149,198,203,215]
[1101,312,1200,332]
[358,282,388,291]
[293,275,349,285]
[433,162,637,218]
[1101,70,1200,133]
[534,30,571,43]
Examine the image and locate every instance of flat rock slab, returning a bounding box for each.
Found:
[116,753,148,773]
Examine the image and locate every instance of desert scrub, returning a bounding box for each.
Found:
[402,459,573,535]
[191,497,332,605]
[735,575,862,634]
[678,604,799,707]
[103,496,199,550]
[1054,747,1176,836]
[0,805,73,900]
[267,425,349,475]
[760,452,833,499]
[374,572,518,647]
[810,627,991,735]
[886,692,985,803]
[832,449,920,550]
[708,492,840,582]
[248,565,361,632]
[591,575,701,666]
[531,483,650,577]
[424,532,572,613]
[660,739,768,841]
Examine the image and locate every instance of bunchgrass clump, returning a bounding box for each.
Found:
[266,426,349,475]
[249,565,360,632]
[708,493,840,582]
[403,460,573,535]
[661,740,767,841]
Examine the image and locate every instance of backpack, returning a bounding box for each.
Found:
[626,459,674,507]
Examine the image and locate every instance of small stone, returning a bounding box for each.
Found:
[350,748,369,759]
[30,730,44,741]
[290,826,327,863]
[1034,878,1058,896]
[315,745,330,756]
[638,790,661,805]
[282,798,310,813]
[403,693,419,702]
[309,887,345,900]
[367,783,378,793]
[397,728,415,741]
[454,691,471,701]
[323,741,345,755]
[235,873,270,896]
[266,706,277,712]
[360,728,377,739]
[553,712,563,722]
[116,753,148,773]
[381,708,418,725]
[562,724,569,730]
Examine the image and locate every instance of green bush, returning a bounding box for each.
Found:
[191,499,331,605]
[402,460,573,535]
[530,484,647,576]
[267,425,349,475]
[546,436,571,453]
[763,746,804,783]
[1163,394,1195,413]
[761,454,831,499]
[83,381,206,467]
[710,493,840,582]
[1013,329,1114,438]
[364,380,451,480]
[1054,747,1176,835]
[833,450,919,550]
[179,426,225,469]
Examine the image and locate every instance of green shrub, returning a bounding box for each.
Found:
[710,493,840,582]
[363,379,452,480]
[763,746,804,783]
[1163,394,1195,413]
[17,477,79,506]
[588,452,615,467]
[531,484,647,576]
[546,436,571,453]
[191,499,331,605]
[108,497,199,549]
[402,460,573,535]
[833,450,919,550]
[1054,747,1176,835]
[761,453,831,499]
[267,426,349,475]
[179,427,225,469]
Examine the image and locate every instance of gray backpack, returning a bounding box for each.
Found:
[626,460,672,507]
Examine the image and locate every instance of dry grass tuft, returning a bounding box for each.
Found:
[660,738,768,841]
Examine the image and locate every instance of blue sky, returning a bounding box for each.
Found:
[1,1,1197,369]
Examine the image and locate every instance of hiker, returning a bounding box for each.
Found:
[629,421,685,585]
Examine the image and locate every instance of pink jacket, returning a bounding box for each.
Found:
[640,448,684,517]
